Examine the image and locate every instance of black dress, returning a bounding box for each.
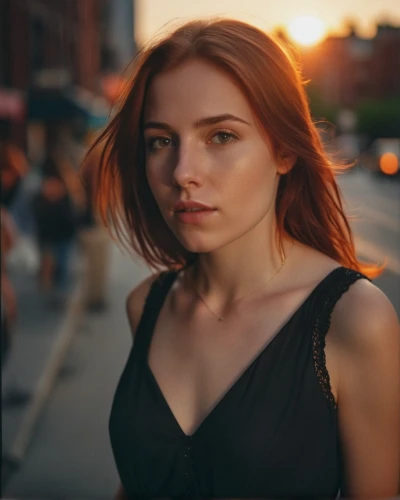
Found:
[109,266,370,498]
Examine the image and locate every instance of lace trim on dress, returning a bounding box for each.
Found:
[312,269,368,411]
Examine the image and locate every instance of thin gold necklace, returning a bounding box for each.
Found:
[191,244,293,322]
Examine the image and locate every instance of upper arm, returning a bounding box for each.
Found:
[330,279,400,497]
[126,272,162,339]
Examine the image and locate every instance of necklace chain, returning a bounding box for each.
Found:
[192,244,293,322]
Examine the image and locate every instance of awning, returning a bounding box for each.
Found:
[27,86,110,128]
[27,87,89,120]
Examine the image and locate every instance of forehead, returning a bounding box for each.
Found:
[144,59,255,124]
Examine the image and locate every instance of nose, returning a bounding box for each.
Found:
[172,143,204,189]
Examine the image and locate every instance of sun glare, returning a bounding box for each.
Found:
[288,16,326,46]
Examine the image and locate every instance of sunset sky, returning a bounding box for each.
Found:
[135,0,400,44]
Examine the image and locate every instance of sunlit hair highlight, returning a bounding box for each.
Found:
[87,18,383,278]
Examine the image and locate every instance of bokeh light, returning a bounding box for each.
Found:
[288,16,326,46]
[379,152,399,175]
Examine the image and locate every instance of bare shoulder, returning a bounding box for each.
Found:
[327,278,400,496]
[328,277,399,351]
[126,272,163,338]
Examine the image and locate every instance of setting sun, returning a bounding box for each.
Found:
[288,16,326,46]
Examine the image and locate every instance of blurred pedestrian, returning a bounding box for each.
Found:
[91,19,399,498]
[0,120,25,356]
[1,122,32,404]
[1,207,17,368]
[79,133,111,312]
[0,120,28,210]
[32,144,85,304]
[1,206,32,405]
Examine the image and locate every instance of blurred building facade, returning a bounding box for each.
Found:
[102,0,136,72]
[300,23,400,108]
[0,0,135,154]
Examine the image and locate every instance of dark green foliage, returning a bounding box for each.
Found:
[356,97,400,141]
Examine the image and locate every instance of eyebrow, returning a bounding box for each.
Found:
[144,114,250,131]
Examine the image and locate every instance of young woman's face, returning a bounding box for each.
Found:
[144,59,289,253]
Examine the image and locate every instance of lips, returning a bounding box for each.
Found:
[173,200,217,225]
[173,200,215,213]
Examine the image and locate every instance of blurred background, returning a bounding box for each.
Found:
[1,0,399,498]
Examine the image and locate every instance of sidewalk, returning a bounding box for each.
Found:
[2,241,84,474]
[2,245,151,499]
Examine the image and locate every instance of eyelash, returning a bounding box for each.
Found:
[146,136,173,152]
[208,129,240,145]
[145,129,240,153]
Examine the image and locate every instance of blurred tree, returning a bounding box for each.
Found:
[342,18,359,37]
[272,26,300,64]
[306,83,337,124]
[356,97,400,144]
[273,26,290,44]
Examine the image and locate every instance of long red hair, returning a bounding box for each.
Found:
[89,18,383,278]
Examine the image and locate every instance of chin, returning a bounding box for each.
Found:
[177,238,214,254]
[172,230,220,254]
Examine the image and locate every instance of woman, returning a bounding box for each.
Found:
[91,19,399,498]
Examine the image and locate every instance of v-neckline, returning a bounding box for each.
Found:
[145,265,344,439]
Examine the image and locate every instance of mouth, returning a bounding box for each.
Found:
[175,207,216,213]
[173,200,215,212]
[172,200,217,224]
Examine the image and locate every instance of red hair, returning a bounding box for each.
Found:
[89,18,383,278]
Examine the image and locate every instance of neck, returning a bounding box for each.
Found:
[186,223,295,309]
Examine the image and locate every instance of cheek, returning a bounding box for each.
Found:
[145,166,157,194]
[221,147,277,206]
[146,162,167,201]
[145,148,175,180]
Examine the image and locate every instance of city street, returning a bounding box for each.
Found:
[3,167,400,499]
[337,167,400,309]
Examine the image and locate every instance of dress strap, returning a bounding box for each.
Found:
[133,270,179,355]
[312,267,372,410]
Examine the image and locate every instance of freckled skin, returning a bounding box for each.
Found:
[144,59,288,254]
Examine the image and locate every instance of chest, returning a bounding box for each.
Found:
[147,289,316,436]
[112,341,340,497]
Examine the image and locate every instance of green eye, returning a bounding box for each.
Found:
[210,131,238,144]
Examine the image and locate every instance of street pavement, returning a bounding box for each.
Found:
[2,243,151,499]
[2,248,79,449]
[2,167,400,499]
[337,167,400,311]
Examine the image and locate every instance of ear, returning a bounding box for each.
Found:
[276,150,297,175]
